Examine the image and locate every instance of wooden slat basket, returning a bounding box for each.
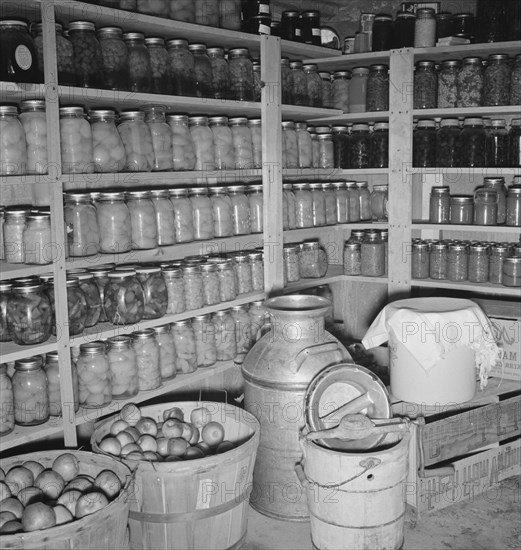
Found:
[91,401,260,550]
[0,450,133,550]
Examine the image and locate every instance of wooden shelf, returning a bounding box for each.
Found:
[413,106,521,119]
[0,417,64,453]
[74,360,237,426]
[412,222,521,235]
[283,168,389,179]
[0,262,53,281]
[282,105,342,121]
[304,51,390,71]
[409,167,521,177]
[281,41,342,61]
[284,222,388,242]
[0,338,57,365]
[344,275,388,283]
[413,41,521,62]
[0,82,46,103]
[284,265,345,292]
[309,111,390,125]
[412,278,521,297]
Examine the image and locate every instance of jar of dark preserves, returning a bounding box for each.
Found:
[188,43,213,99]
[303,64,322,107]
[228,48,254,102]
[370,122,388,168]
[280,58,293,104]
[367,64,389,112]
[485,119,509,168]
[510,118,521,167]
[413,119,437,167]
[458,118,486,167]
[436,12,454,40]
[166,39,196,97]
[414,61,437,109]
[392,11,415,48]
[457,57,484,108]
[332,126,349,169]
[484,54,511,106]
[33,22,75,86]
[123,32,151,93]
[331,71,350,113]
[208,47,230,100]
[68,21,104,88]
[290,61,309,106]
[371,14,393,52]
[145,37,170,95]
[0,20,39,83]
[510,54,521,105]
[97,26,129,91]
[300,10,321,45]
[453,13,475,41]
[437,60,459,109]
[436,118,460,167]
[280,10,301,41]
[244,14,272,35]
[348,123,370,169]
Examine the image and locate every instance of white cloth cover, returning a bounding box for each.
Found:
[361,297,499,388]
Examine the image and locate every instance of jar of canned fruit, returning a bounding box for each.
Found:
[77,341,112,408]
[13,356,49,425]
[104,269,145,325]
[133,329,162,391]
[135,265,168,319]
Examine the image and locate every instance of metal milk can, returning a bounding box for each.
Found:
[242,294,350,521]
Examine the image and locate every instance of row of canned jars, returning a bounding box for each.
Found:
[0,299,267,431]
[343,229,388,278]
[411,239,521,287]
[413,117,521,168]
[429,178,521,227]
[0,253,265,345]
[414,54,521,110]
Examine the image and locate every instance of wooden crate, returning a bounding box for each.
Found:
[392,378,521,514]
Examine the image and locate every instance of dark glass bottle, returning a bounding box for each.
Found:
[280,11,301,41]
[392,11,416,48]
[436,13,454,40]
[300,10,321,45]
[372,14,393,51]
[331,126,349,169]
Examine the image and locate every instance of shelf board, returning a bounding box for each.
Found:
[413,41,521,62]
[308,111,390,125]
[281,40,342,61]
[344,275,389,284]
[69,291,265,346]
[0,417,64,453]
[0,338,57,364]
[285,265,345,291]
[0,262,53,281]
[283,168,389,179]
[412,222,521,234]
[413,106,521,119]
[74,360,237,427]
[284,222,388,242]
[66,235,264,270]
[409,167,521,177]
[303,51,390,71]
[412,278,521,297]
[0,82,46,103]
[282,105,343,121]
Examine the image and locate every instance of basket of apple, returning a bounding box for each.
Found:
[90,401,260,550]
[0,450,132,550]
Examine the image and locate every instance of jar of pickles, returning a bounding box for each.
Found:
[303,64,322,107]
[330,126,348,169]
[283,183,297,230]
[68,21,104,88]
[89,109,126,173]
[212,310,237,360]
[166,39,196,96]
[457,57,484,108]
[414,119,437,167]
[13,356,49,425]
[105,335,138,399]
[216,259,237,301]
[436,118,460,167]
[96,191,132,253]
[282,121,298,169]
[284,244,301,284]
[89,266,112,323]
[309,183,326,227]
[248,119,262,168]
[230,117,254,169]
[167,115,196,171]
[76,342,111,408]
[208,47,230,100]
[484,54,510,106]
[228,48,254,101]
[152,325,176,381]
[182,264,204,311]
[172,320,197,374]
[437,60,460,109]
[133,329,161,391]
[229,185,251,235]
[143,105,174,171]
[209,117,234,170]
[506,186,521,226]
[72,272,101,328]
[97,27,129,91]
[59,106,94,174]
[447,243,468,282]
[370,122,389,168]
[361,230,385,277]
[230,304,253,355]
[45,351,79,416]
[118,110,155,172]
[170,188,194,242]
[0,364,14,435]
[450,195,474,224]
[248,185,263,233]
[293,183,313,228]
[248,251,264,290]
[190,188,214,240]
[192,314,217,367]
[411,241,430,279]
[458,118,486,167]
[19,100,48,175]
[290,61,309,106]
[135,266,168,319]
[127,190,159,249]
[189,116,216,171]
[370,184,388,221]
[349,124,370,169]
[145,37,170,94]
[104,270,145,325]
[429,186,451,224]
[63,277,87,336]
[300,241,328,278]
[489,244,509,284]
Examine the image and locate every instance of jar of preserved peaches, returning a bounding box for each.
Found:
[192,314,217,368]
[188,43,213,98]
[68,21,104,88]
[76,341,111,408]
[143,105,174,171]
[118,110,155,171]
[293,183,314,228]
[209,117,234,170]
[45,351,79,416]
[135,265,168,319]
[162,266,186,314]
[230,304,253,355]
[229,185,251,235]
[104,269,145,325]
[295,122,312,168]
[63,193,99,258]
[182,264,204,311]
[189,116,216,171]
[190,188,214,240]
[0,364,14,435]
[170,188,195,242]
[281,121,298,169]
[300,241,328,278]
[283,183,297,230]
[167,114,196,171]
[248,185,263,233]
[248,251,264,290]
[248,119,262,168]
[171,320,197,374]
[97,27,129,91]
[212,310,237,360]
[133,329,161,391]
[309,183,326,227]
[105,335,138,399]
[153,325,177,381]
[13,356,49,425]
[19,100,47,175]
[166,39,196,96]
[209,187,233,237]
[230,117,254,169]
[96,191,132,253]
[150,189,176,246]
[216,259,237,301]
[88,109,126,173]
[208,47,230,100]
[126,190,159,249]
[59,106,94,174]
[331,71,350,112]
[228,48,254,101]
[123,32,151,92]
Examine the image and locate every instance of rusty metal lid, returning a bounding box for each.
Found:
[304,363,392,451]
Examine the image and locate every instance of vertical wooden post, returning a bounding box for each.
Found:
[261,35,283,295]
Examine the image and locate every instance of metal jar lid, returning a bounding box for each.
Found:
[97,26,123,37]
[208,116,229,125]
[79,341,106,355]
[166,38,188,48]
[207,47,224,56]
[108,269,136,278]
[229,117,248,125]
[153,324,171,335]
[145,37,165,46]
[15,356,44,371]
[123,32,145,41]
[169,188,189,197]
[431,186,450,194]
[188,43,207,53]
[248,118,262,126]
[450,195,473,204]
[133,328,156,341]
[228,48,250,58]
[68,21,96,32]
[188,116,209,125]
[107,335,133,349]
[20,100,45,112]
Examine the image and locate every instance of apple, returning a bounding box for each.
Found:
[66,476,94,493]
[34,469,66,499]
[57,489,83,516]
[0,511,17,529]
[190,407,211,429]
[75,492,109,519]
[123,427,141,442]
[143,451,159,461]
[119,404,141,426]
[21,461,44,480]
[184,447,205,460]
[94,470,121,500]
[216,441,235,454]
[17,486,44,507]
[180,423,194,442]
[138,434,157,453]
[110,419,129,436]
[1,520,23,533]
[0,497,24,519]
[125,452,145,460]
[0,481,11,501]
[135,417,158,437]
[52,453,80,482]
[156,437,170,457]
[22,502,56,532]
[53,504,73,525]
[121,443,141,456]
[162,419,184,439]
[163,407,184,422]
[189,426,200,445]
[0,468,4,481]
[201,422,225,447]
[168,438,188,457]
[116,431,135,448]
[196,442,212,455]
[5,466,34,495]
[99,436,122,456]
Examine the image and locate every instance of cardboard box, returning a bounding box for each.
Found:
[489,317,521,383]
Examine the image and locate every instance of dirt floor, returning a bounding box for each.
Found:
[242,475,521,550]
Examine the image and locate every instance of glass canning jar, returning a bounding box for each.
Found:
[228,48,254,101]
[414,61,437,109]
[188,43,213,98]
[162,266,186,314]
[97,27,129,91]
[44,351,78,416]
[322,183,337,226]
[153,325,176,381]
[253,61,262,102]
[348,230,365,244]
[331,126,349,169]
[136,0,169,16]
[13,356,49,425]
[59,106,94,174]
[219,0,242,30]
[248,251,264,290]
[293,183,313,228]
[309,183,326,227]
[189,116,216,171]
[290,61,309,106]
[168,0,195,22]
[207,47,230,100]
[450,195,474,224]
[135,266,168,319]
[0,364,14,435]
[474,187,498,226]
[372,13,393,51]
[429,186,451,223]
[300,241,328,278]
[104,270,145,325]
[457,57,484,108]
[283,244,301,284]
[144,37,170,94]
[506,186,521,226]
[511,54,521,105]
[360,231,385,277]
[230,304,253,354]
[412,241,430,279]
[88,109,126,173]
[142,105,174,171]
[106,335,138,398]
[150,189,176,246]
[468,244,489,283]
[64,277,88,336]
[458,118,486,167]
[283,183,297,230]
[282,121,298,169]
[0,208,4,261]
[182,265,204,311]
[429,242,448,279]
[209,186,233,237]
[118,110,155,172]
[72,272,101,328]
[248,184,263,233]
[349,67,369,113]
[0,282,11,343]
[483,177,507,224]
[320,72,332,108]
[166,39,196,96]
[229,185,251,235]
[349,124,370,169]
[89,266,112,323]
[331,71,350,113]
[393,11,416,47]
[132,329,161,391]
[230,117,254,169]
[437,60,460,109]
[126,190,159,249]
[212,310,237,360]
[233,254,253,294]
[436,118,460,168]
[489,244,509,284]
[447,243,468,282]
[248,119,262,168]
[303,64,322,107]
[122,32,151,92]
[510,119,521,167]
[216,259,237,301]
[6,279,52,345]
[346,182,361,222]
[0,105,27,176]
[171,320,197,374]
[170,188,195,242]
[503,257,521,287]
[167,114,196,171]
[200,262,220,306]
[22,213,51,265]
[195,0,219,26]
[332,182,348,223]
[484,54,510,107]
[370,122,388,168]
[296,122,312,168]
[367,64,389,112]
[414,7,436,47]
[19,100,47,175]
[318,134,334,169]
[370,184,388,221]
[343,242,361,276]
[1,20,39,84]
[280,10,301,41]
[190,187,214,239]
[76,341,111,408]
[357,182,371,221]
[300,10,321,46]
[68,21,103,88]
[96,191,132,253]
[485,119,509,168]
[280,58,293,104]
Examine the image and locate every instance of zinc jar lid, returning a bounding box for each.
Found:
[208,116,229,125]
[15,356,43,371]
[207,47,224,56]
[228,48,250,58]
[107,335,133,348]
[145,37,165,46]
[229,117,248,125]
[97,26,123,36]
[123,32,145,41]
[68,21,96,32]
[188,43,207,53]
[333,70,351,79]
[79,341,106,355]
[20,100,45,112]
[167,114,189,123]
[189,116,209,125]
[167,38,188,48]
[133,329,156,340]
[440,118,460,127]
